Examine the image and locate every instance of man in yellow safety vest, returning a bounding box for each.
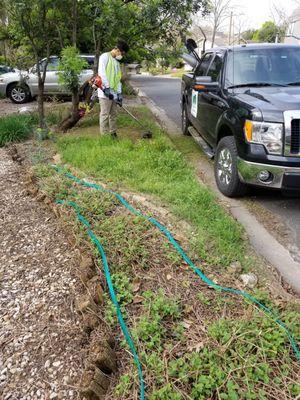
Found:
[98,40,130,138]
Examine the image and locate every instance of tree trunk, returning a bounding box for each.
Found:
[72,0,77,46]
[93,41,101,75]
[58,90,81,132]
[37,74,46,129]
[211,27,216,48]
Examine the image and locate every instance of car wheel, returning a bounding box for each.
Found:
[182,102,191,136]
[214,136,247,197]
[7,83,31,104]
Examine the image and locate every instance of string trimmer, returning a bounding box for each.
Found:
[87,75,153,139]
[121,105,152,139]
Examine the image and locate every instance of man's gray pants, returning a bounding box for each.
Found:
[99,98,117,134]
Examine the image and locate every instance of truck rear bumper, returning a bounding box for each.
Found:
[237,158,300,190]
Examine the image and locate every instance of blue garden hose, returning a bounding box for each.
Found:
[52,165,300,398]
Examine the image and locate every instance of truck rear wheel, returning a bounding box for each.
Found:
[181,102,191,136]
[214,136,247,197]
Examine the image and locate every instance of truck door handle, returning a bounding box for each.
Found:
[202,93,227,109]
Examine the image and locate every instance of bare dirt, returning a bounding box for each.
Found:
[0,98,72,118]
[0,98,40,118]
[0,148,87,399]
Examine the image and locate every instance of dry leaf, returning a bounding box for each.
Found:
[133,280,141,293]
[182,319,193,329]
[187,341,204,353]
[133,295,144,304]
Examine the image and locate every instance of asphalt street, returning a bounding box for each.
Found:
[131,74,300,258]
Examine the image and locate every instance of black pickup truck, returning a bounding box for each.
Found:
[181,40,300,197]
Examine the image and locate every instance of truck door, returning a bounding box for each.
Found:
[198,53,226,147]
[190,53,213,142]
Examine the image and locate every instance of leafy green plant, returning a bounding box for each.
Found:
[132,290,181,350]
[104,272,133,326]
[143,289,181,319]
[58,46,87,92]
[114,374,133,396]
[149,384,183,400]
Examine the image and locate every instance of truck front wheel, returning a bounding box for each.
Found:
[214,136,247,197]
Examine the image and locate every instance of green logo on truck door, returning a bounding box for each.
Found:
[191,90,198,118]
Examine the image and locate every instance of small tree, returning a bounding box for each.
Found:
[5,0,60,129]
[57,46,87,132]
[252,21,286,43]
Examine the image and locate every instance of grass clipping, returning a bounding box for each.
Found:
[34,165,300,400]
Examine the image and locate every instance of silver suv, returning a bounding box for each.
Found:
[0,55,94,104]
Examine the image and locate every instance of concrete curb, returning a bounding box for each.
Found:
[132,83,300,295]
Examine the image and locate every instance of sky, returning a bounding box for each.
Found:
[237,0,298,29]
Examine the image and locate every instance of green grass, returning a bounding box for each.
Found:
[0,107,68,147]
[56,107,250,268]
[0,114,37,146]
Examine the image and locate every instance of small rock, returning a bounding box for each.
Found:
[44,360,51,369]
[50,393,57,399]
[228,261,242,275]
[240,273,258,288]
[53,361,60,368]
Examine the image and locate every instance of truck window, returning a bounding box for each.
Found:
[206,54,223,81]
[46,58,60,71]
[194,53,213,76]
[225,48,300,87]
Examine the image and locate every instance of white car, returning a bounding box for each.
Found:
[0,55,95,104]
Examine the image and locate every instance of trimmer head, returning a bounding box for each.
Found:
[141,131,153,139]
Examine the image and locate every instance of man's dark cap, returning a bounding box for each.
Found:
[116,40,130,53]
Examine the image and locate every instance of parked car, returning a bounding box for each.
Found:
[0,55,94,104]
[0,65,15,75]
[181,41,300,197]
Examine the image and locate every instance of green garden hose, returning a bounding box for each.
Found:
[56,199,146,399]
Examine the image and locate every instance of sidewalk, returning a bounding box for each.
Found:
[0,148,85,399]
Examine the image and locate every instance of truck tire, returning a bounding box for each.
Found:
[214,136,247,197]
[7,83,31,104]
[181,102,191,136]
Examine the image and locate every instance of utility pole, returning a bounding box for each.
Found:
[228,11,233,45]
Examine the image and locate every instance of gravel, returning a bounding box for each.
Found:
[0,148,86,399]
[0,99,40,118]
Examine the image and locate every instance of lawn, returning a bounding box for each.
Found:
[56,105,249,269]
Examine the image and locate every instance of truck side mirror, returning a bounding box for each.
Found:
[186,38,198,52]
[194,76,220,91]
